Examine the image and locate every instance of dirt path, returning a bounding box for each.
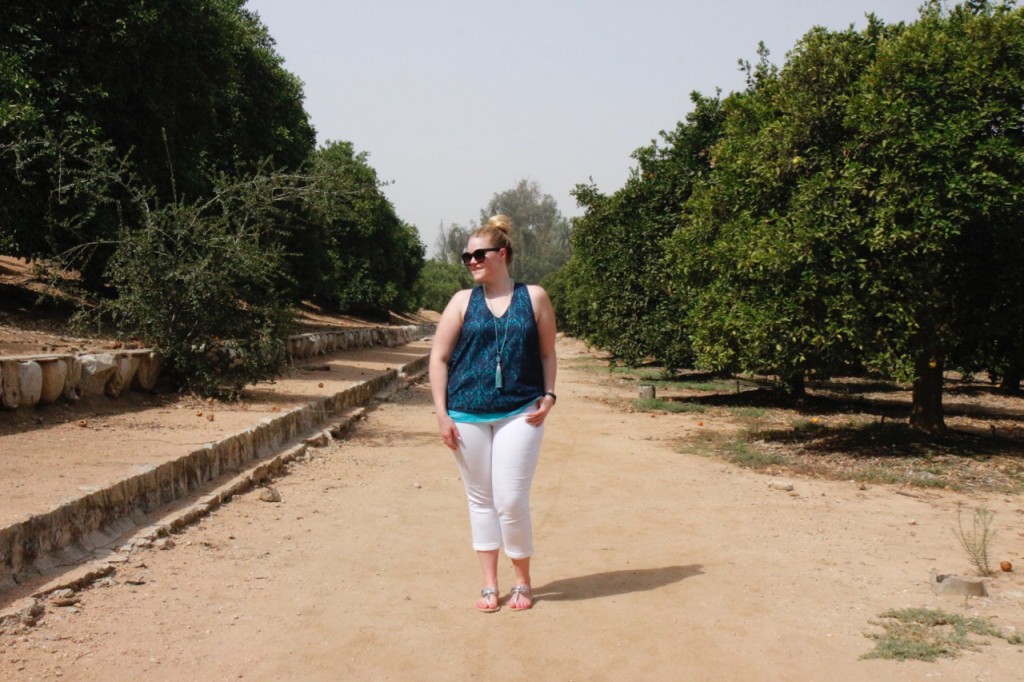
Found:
[2,337,1022,680]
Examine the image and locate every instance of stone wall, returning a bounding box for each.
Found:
[0,324,434,411]
[0,343,433,588]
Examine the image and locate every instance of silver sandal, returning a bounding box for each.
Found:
[477,586,500,613]
[508,584,533,611]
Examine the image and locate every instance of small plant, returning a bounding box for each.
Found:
[953,504,996,577]
[724,439,785,469]
[863,607,1013,661]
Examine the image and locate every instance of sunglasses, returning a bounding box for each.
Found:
[461,247,502,265]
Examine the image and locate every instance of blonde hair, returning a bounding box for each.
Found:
[472,214,514,263]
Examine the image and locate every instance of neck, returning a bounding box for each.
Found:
[482,275,514,296]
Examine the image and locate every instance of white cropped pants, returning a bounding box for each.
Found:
[451,411,544,559]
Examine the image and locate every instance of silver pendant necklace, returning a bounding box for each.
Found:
[485,283,513,390]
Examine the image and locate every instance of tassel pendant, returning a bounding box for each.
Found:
[495,358,503,389]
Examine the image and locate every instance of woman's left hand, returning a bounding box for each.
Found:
[526,394,555,426]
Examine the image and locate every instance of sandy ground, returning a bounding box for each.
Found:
[1,336,1023,681]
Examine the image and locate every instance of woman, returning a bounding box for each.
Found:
[429,214,557,613]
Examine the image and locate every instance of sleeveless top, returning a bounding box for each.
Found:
[446,283,544,415]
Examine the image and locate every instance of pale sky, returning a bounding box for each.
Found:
[244,0,925,253]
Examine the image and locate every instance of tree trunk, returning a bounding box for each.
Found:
[1000,364,1022,395]
[910,354,946,432]
[780,371,806,399]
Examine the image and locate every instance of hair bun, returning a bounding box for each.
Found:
[486,214,513,236]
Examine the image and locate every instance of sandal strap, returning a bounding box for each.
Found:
[480,587,499,598]
[510,584,531,597]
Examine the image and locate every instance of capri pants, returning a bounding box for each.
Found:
[451,410,544,559]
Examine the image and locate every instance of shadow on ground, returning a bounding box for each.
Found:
[534,564,704,603]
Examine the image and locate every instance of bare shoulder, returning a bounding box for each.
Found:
[440,287,474,321]
[526,284,554,316]
[526,284,550,303]
[450,287,474,305]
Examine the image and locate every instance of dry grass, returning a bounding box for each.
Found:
[575,356,1024,494]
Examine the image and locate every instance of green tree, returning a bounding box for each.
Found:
[835,0,1024,428]
[677,26,896,394]
[481,179,571,284]
[434,221,474,265]
[1,0,315,283]
[295,141,424,317]
[414,259,472,313]
[564,92,724,368]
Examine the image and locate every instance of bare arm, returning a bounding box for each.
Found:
[429,289,470,450]
[526,285,558,426]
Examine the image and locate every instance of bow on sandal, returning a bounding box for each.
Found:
[477,587,500,613]
[508,584,533,611]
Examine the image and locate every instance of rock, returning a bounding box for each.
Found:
[767,481,795,492]
[929,570,988,604]
[154,537,176,550]
[259,486,282,503]
[17,361,42,407]
[131,352,163,392]
[79,353,118,397]
[108,353,139,398]
[19,600,44,627]
[63,357,82,401]
[38,358,69,404]
[0,359,21,409]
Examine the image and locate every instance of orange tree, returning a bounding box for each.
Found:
[561,92,724,369]
[674,24,899,395]
[834,0,1024,427]
[677,1,1024,428]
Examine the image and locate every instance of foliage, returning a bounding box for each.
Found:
[1,0,427,397]
[953,504,996,576]
[565,1,1024,429]
[1,133,148,289]
[676,29,890,391]
[838,0,1024,428]
[563,92,724,369]
[863,608,1014,661]
[293,141,425,317]
[433,221,473,266]
[414,258,472,313]
[1,0,315,280]
[96,170,298,398]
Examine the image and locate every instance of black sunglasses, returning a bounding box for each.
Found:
[461,247,502,265]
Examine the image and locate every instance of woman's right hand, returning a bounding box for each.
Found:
[438,415,460,451]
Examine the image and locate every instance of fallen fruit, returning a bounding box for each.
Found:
[77,420,88,428]
[206,413,215,422]
[1001,561,1013,572]
[195,411,203,417]
[318,382,324,388]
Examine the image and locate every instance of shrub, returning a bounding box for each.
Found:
[97,172,296,397]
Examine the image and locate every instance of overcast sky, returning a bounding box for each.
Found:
[244,0,925,253]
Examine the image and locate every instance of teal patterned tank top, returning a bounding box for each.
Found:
[446,283,544,414]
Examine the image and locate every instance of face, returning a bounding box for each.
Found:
[462,236,506,281]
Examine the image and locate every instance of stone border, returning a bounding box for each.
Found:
[0,405,374,631]
[0,346,432,592]
[0,324,434,411]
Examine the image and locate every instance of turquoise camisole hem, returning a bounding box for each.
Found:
[448,400,534,423]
